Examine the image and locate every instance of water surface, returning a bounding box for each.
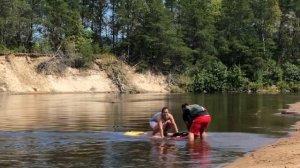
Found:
[0,93,299,167]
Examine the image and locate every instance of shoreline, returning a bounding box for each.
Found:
[225,102,300,168]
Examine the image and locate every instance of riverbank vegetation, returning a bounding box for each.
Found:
[0,0,299,93]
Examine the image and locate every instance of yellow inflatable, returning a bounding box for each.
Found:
[124,131,145,136]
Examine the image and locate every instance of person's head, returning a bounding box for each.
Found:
[181,103,189,111]
[161,107,169,120]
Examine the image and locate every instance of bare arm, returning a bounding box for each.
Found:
[169,114,178,132]
[158,117,164,138]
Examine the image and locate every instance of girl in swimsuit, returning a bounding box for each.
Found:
[149,107,179,138]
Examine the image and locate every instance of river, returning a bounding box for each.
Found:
[0,93,299,167]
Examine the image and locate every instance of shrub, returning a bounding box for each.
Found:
[170,85,185,93]
[248,82,264,92]
[32,39,52,54]
[227,65,249,91]
[289,83,300,92]
[172,73,193,92]
[76,36,94,67]
[188,60,228,93]
[261,59,283,86]
[282,62,300,83]
[0,44,10,53]
[192,70,209,93]
[277,81,290,92]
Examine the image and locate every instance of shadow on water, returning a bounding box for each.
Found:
[0,93,299,167]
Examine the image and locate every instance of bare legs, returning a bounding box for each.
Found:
[152,121,175,137]
[188,131,206,141]
[188,132,195,141]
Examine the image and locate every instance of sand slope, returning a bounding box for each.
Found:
[0,55,169,94]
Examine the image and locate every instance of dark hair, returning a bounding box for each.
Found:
[181,103,188,109]
[161,107,169,113]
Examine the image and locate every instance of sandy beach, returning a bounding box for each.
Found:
[225,102,300,168]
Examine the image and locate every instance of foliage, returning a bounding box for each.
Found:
[188,60,228,93]
[227,65,249,91]
[172,73,193,92]
[33,38,53,54]
[177,0,217,64]
[169,85,185,93]
[282,62,300,83]
[261,59,283,86]
[1,0,300,92]
[0,44,10,53]
[289,83,300,92]
[75,37,94,67]
[248,82,264,92]
[43,0,83,50]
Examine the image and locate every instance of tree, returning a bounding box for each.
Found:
[261,59,283,85]
[114,0,147,61]
[0,0,33,52]
[177,0,217,64]
[164,0,178,15]
[0,0,14,49]
[227,65,249,91]
[129,0,191,73]
[43,0,83,50]
[277,0,300,64]
[80,0,108,52]
[190,60,228,92]
[282,62,300,83]
[250,0,282,60]
[216,0,267,81]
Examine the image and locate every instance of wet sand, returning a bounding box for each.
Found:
[225,102,300,168]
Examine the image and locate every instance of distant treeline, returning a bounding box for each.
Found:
[0,0,299,92]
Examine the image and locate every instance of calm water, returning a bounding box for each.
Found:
[0,93,299,168]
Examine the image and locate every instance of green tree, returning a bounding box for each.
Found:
[282,62,300,83]
[216,0,267,81]
[190,60,228,92]
[0,0,33,52]
[164,0,178,15]
[80,0,108,51]
[227,65,249,91]
[0,0,15,49]
[216,0,256,66]
[250,0,282,60]
[43,0,83,50]
[261,59,283,85]
[114,0,147,61]
[277,0,300,64]
[130,0,191,73]
[177,0,217,64]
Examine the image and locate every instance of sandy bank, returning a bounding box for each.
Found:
[225,102,300,168]
[0,54,169,94]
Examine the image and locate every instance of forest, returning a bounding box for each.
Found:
[0,0,299,93]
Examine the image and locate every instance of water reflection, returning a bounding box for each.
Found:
[0,94,172,132]
[150,140,179,167]
[149,139,212,168]
[187,140,211,168]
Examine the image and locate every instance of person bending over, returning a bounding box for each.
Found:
[182,103,211,141]
[150,107,179,138]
